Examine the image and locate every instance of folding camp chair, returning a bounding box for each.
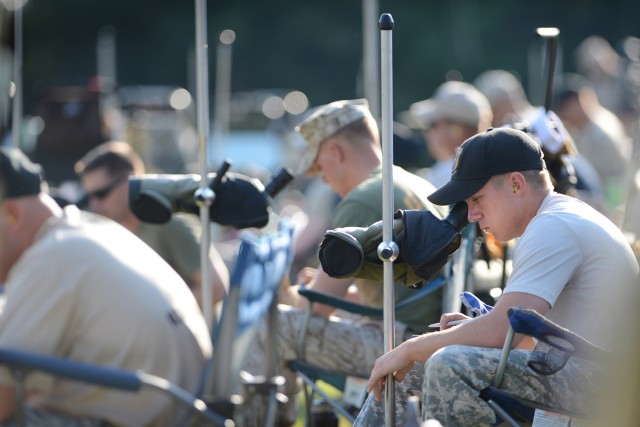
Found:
[199,218,295,426]
[289,275,447,426]
[480,307,609,427]
[0,219,295,427]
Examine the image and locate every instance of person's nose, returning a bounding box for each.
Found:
[467,205,481,223]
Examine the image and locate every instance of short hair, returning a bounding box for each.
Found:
[333,114,380,146]
[75,141,145,177]
[492,169,553,193]
[522,169,554,192]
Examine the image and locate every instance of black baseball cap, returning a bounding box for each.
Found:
[0,146,47,202]
[427,127,545,205]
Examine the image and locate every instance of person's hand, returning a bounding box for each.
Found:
[367,343,415,401]
[438,312,471,330]
[296,267,317,286]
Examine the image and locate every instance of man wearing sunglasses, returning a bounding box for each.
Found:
[75,141,229,308]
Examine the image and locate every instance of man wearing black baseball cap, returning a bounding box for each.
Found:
[355,128,639,426]
[427,127,545,206]
[0,147,213,426]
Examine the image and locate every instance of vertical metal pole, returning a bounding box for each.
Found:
[194,0,213,330]
[96,26,117,95]
[536,27,560,112]
[362,0,380,122]
[96,25,119,139]
[11,3,23,148]
[378,13,397,427]
[211,29,235,168]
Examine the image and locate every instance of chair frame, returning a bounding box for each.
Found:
[481,307,608,427]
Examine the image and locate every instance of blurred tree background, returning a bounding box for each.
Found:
[20,0,638,118]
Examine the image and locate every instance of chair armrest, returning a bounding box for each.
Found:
[297,288,383,317]
[507,307,609,362]
[297,275,446,317]
[0,348,229,426]
[0,348,142,391]
[395,276,446,311]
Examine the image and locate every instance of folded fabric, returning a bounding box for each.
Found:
[318,202,469,287]
[459,291,493,317]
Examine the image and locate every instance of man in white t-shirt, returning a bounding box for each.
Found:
[0,147,212,427]
[409,81,493,188]
[354,128,639,426]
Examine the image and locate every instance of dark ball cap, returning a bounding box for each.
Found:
[0,147,47,202]
[427,128,545,205]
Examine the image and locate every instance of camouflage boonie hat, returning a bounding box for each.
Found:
[294,99,371,175]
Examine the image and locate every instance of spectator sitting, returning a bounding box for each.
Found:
[0,147,213,426]
[408,81,493,188]
[355,128,639,426]
[473,69,538,127]
[240,99,447,426]
[554,73,633,215]
[75,141,229,308]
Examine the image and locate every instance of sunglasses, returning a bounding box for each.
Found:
[85,175,128,201]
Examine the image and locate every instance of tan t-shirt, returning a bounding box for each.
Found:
[0,206,212,427]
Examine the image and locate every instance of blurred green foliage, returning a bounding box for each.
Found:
[20,0,639,117]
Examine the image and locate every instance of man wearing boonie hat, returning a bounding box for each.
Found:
[407,81,493,188]
[240,98,448,426]
[0,147,212,426]
[356,127,638,426]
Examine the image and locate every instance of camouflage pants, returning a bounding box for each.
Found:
[0,405,108,427]
[239,304,413,426]
[354,345,602,427]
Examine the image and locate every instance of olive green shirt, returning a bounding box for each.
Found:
[331,166,447,333]
[137,212,203,287]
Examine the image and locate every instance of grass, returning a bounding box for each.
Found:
[292,380,355,427]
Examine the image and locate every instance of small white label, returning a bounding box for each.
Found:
[342,376,368,408]
[570,419,599,427]
[532,409,571,427]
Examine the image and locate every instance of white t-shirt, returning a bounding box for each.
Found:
[0,206,213,427]
[419,158,454,190]
[503,192,638,348]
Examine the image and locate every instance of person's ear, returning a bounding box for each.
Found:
[4,200,20,227]
[510,172,526,195]
[328,140,346,163]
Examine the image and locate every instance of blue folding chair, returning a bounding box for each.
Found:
[199,219,295,426]
[0,219,296,427]
[480,307,609,427]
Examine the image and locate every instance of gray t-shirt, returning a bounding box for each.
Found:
[504,192,639,348]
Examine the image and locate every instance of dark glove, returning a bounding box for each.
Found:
[129,171,271,228]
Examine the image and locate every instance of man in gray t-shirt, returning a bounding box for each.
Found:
[357,128,639,426]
